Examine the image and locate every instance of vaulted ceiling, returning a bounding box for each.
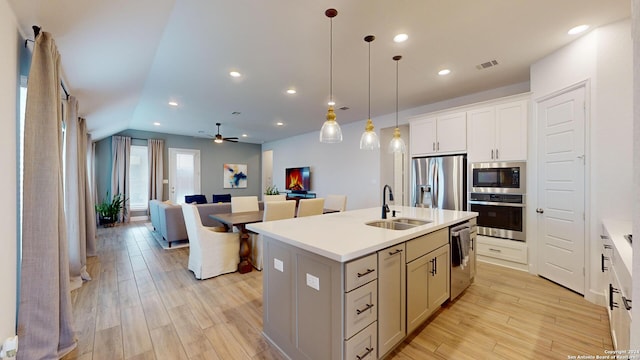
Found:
[9,0,630,143]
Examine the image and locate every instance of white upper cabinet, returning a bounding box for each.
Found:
[467,99,528,162]
[410,112,466,156]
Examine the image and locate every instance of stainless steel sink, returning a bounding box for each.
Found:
[393,218,431,226]
[365,218,431,230]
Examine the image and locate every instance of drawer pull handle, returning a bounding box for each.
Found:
[601,254,609,272]
[603,244,612,250]
[356,347,374,360]
[622,296,632,311]
[609,284,619,311]
[600,235,609,240]
[357,269,375,278]
[388,249,403,256]
[356,303,374,315]
[489,248,502,253]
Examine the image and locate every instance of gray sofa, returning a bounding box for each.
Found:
[148,199,264,248]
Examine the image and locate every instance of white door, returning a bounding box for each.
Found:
[536,85,586,294]
[168,148,201,203]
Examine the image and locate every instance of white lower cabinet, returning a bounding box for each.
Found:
[377,243,406,358]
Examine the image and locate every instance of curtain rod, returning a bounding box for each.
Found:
[25,25,70,100]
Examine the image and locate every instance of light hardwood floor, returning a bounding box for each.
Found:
[62,221,612,360]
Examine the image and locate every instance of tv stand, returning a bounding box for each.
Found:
[285,191,316,199]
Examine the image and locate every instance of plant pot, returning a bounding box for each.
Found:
[99,215,116,227]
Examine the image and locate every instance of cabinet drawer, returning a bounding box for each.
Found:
[345,253,377,292]
[477,236,527,264]
[406,228,448,263]
[344,321,377,360]
[344,280,377,339]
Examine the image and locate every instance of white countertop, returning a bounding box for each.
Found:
[602,219,632,278]
[247,206,478,262]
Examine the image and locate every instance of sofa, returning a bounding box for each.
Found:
[148,199,264,248]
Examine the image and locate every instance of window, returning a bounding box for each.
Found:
[129,145,149,211]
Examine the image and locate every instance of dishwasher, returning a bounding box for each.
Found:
[450,219,477,300]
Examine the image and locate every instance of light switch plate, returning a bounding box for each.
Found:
[274,258,284,272]
[306,273,320,291]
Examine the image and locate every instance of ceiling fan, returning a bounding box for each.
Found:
[211,122,238,143]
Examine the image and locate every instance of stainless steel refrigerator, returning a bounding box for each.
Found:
[411,154,467,211]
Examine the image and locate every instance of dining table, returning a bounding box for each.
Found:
[209,210,264,274]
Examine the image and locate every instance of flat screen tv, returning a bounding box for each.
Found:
[285,166,310,192]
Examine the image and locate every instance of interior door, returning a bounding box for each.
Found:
[536,85,586,294]
[168,148,201,203]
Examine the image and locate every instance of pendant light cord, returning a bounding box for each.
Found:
[368,40,371,120]
[395,58,399,127]
[329,17,333,104]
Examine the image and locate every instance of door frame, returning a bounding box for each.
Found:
[168,147,201,203]
[531,80,592,298]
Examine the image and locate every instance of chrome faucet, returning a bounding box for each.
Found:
[382,184,394,219]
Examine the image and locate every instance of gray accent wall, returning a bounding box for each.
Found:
[94,129,262,204]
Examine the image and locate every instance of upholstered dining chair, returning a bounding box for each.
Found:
[296,198,325,217]
[250,200,297,270]
[324,194,347,212]
[263,194,286,202]
[181,204,239,279]
[231,195,259,213]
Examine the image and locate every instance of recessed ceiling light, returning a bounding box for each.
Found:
[168,101,178,107]
[393,33,408,43]
[568,25,589,35]
[242,134,248,137]
[438,69,451,76]
[276,122,284,126]
[229,71,241,77]
[153,122,161,126]
[286,89,297,94]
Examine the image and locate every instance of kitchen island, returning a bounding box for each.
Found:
[247,206,477,360]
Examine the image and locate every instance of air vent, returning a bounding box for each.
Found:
[231,111,241,115]
[339,106,350,111]
[476,59,499,70]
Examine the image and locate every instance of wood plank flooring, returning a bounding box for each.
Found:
[62,221,612,360]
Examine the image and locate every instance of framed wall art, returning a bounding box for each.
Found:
[223,163,247,188]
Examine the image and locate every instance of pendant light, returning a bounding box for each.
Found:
[388,55,406,154]
[359,35,380,150]
[319,8,342,143]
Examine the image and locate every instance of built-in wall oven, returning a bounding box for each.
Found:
[470,162,526,242]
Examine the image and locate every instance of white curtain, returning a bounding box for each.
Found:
[64,96,96,290]
[111,135,131,222]
[148,138,164,201]
[18,31,77,359]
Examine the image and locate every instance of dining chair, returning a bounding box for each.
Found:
[296,198,325,217]
[251,200,297,270]
[231,195,259,213]
[263,194,286,202]
[181,204,239,279]
[324,194,347,212]
[212,193,231,203]
[184,194,207,204]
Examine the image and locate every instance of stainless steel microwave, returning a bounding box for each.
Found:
[471,162,526,194]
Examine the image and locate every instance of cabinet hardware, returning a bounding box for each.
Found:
[430,258,436,276]
[601,254,609,272]
[356,269,375,278]
[603,244,612,250]
[356,347,374,360]
[495,149,499,159]
[388,249,403,256]
[600,235,610,240]
[437,142,440,151]
[491,149,494,159]
[488,248,501,253]
[356,303,374,315]
[622,296,632,311]
[609,284,619,311]
[536,208,544,214]
[432,142,435,151]
[470,238,474,251]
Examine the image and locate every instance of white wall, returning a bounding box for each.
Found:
[0,0,19,341]
[529,19,633,303]
[262,82,529,210]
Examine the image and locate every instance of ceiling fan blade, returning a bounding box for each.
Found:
[224,138,239,142]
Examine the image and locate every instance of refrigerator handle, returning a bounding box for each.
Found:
[432,161,439,207]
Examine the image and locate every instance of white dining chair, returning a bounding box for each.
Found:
[231,195,259,213]
[263,194,286,202]
[251,200,297,270]
[324,194,347,212]
[296,198,325,217]
[181,204,239,279]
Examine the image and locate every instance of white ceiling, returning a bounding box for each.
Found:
[9,0,630,143]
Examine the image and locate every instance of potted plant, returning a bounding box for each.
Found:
[264,185,280,195]
[95,192,128,227]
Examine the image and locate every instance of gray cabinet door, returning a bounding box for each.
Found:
[428,245,450,311]
[377,243,406,357]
